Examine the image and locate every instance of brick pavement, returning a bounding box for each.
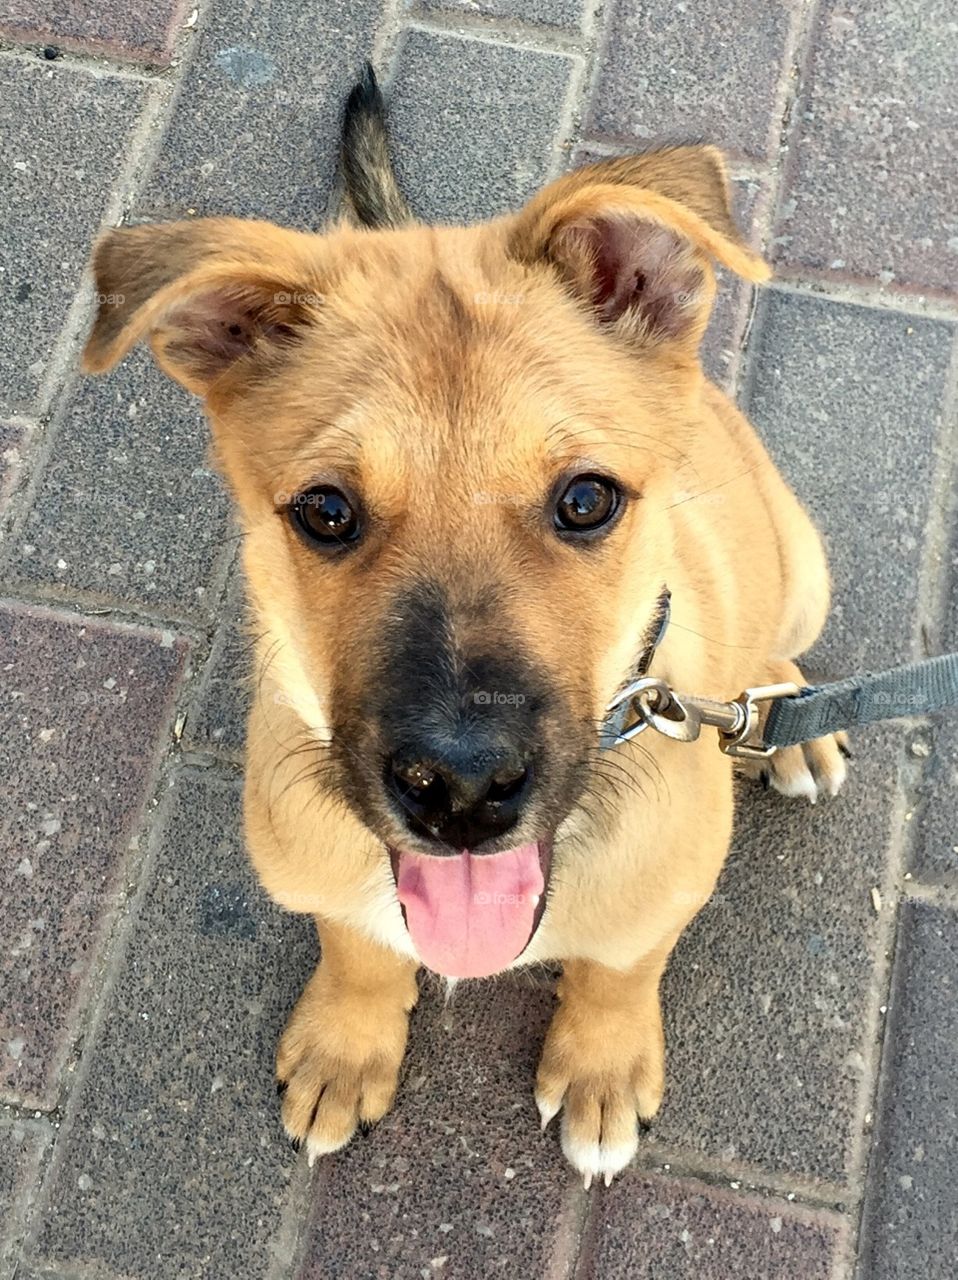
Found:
[0,2,955,1277]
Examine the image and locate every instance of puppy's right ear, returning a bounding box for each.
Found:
[83,219,327,398]
[507,146,768,357]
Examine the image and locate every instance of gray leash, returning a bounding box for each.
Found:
[763,653,958,749]
[603,653,958,756]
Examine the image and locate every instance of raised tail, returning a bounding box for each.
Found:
[341,61,413,228]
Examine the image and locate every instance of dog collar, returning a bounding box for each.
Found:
[599,587,671,749]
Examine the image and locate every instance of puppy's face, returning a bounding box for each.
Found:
[84,150,767,976]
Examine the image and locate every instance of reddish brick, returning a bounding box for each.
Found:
[583,1172,846,1278]
[586,0,802,162]
[0,0,190,67]
[774,0,958,296]
[0,604,187,1108]
[299,976,579,1279]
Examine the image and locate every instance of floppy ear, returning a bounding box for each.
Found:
[83,218,327,397]
[507,146,769,353]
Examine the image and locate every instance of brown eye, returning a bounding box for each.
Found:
[554,475,620,534]
[291,486,360,546]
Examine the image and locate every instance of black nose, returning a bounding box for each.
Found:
[386,743,532,849]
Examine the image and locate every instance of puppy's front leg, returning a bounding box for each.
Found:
[536,939,677,1187]
[278,918,419,1163]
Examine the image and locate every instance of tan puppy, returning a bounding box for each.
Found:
[82,69,847,1185]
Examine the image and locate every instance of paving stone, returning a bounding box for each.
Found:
[583,1172,845,1278]
[0,419,31,517]
[299,975,576,1279]
[418,0,585,29]
[774,0,958,297]
[0,0,189,66]
[912,529,958,881]
[184,567,251,755]
[587,0,800,162]
[6,348,232,623]
[0,1123,48,1272]
[653,725,898,1186]
[0,604,187,1109]
[700,177,766,391]
[743,292,953,675]
[32,768,313,1280]
[136,0,383,226]
[388,28,577,223]
[0,60,146,416]
[912,719,958,883]
[857,901,958,1279]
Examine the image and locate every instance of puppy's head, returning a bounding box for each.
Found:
[84,148,767,976]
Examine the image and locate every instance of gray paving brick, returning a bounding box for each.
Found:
[5,349,232,623]
[0,61,146,416]
[0,0,189,66]
[418,0,585,29]
[774,0,958,297]
[654,727,899,1186]
[857,901,958,1280]
[31,768,313,1280]
[586,0,800,162]
[912,720,958,883]
[137,0,383,225]
[583,1173,845,1279]
[702,178,766,391]
[0,604,187,1109]
[0,1123,47,1274]
[299,975,576,1279]
[184,567,251,756]
[388,28,577,223]
[911,515,958,883]
[743,292,953,675]
[0,419,30,517]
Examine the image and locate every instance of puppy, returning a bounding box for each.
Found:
[82,66,847,1185]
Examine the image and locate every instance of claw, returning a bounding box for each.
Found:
[583,1171,593,1191]
[536,1093,560,1131]
[604,1170,614,1187]
[838,742,853,760]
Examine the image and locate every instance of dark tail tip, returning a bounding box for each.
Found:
[341,61,413,229]
[344,59,380,122]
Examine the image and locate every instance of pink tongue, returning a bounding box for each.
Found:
[396,844,544,979]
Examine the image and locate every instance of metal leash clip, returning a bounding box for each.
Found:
[605,678,800,758]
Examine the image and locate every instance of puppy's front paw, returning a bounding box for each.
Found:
[738,659,851,802]
[740,730,850,803]
[277,967,415,1164]
[536,995,664,1188]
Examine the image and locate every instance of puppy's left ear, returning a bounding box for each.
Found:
[507,146,769,355]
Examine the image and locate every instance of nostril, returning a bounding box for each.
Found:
[485,765,529,804]
[392,759,438,793]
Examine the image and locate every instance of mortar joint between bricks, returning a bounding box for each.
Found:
[401,11,590,58]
